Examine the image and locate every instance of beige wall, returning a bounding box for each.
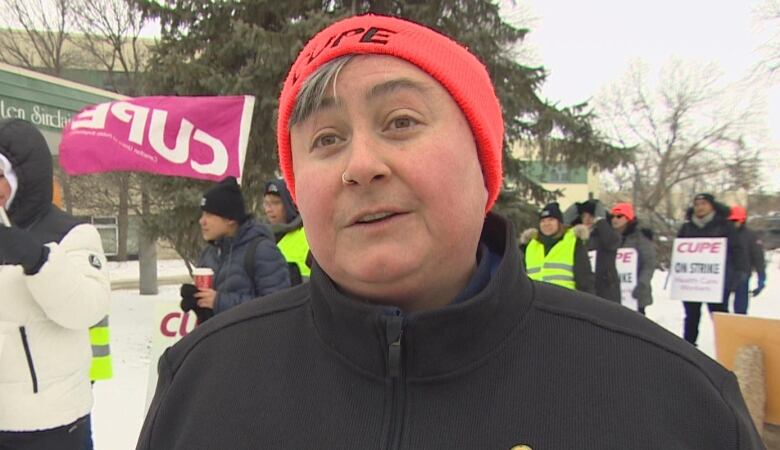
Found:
[510,141,600,209]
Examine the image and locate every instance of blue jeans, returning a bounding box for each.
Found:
[81,413,93,450]
[733,277,751,315]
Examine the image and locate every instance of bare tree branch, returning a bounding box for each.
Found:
[595,58,766,228]
[0,0,76,75]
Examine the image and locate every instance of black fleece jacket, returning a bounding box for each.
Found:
[736,225,766,278]
[138,213,762,450]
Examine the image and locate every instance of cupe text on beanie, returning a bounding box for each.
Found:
[277,14,504,212]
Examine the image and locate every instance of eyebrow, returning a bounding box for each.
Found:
[312,78,432,116]
[366,78,432,100]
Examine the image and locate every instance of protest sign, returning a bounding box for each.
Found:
[60,95,255,182]
[588,250,597,273]
[616,248,638,310]
[669,238,727,303]
[145,301,198,412]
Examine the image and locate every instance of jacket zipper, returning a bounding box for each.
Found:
[385,314,405,450]
[19,326,38,393]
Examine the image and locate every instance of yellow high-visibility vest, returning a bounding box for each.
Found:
[525,229,577,290]
[278,227,311,277]
[89,316,112,381]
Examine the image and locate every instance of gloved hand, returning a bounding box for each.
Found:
[180,283,214,324]
[752,274,766,297]
[0,226,48,275]
[180,283,199,312]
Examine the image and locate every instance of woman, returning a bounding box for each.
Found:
[520,202,594,293]
[611,202,657,315]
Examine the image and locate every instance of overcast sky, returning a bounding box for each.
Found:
[500,0,780,191]
[136,2,779,190]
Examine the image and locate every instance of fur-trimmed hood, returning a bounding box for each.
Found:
[520,224,589,245]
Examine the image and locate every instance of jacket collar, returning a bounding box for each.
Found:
[210,218,263,250]
[309,212,533,380]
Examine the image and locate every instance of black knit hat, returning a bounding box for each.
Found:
[200,176,248,223]
[577,200,597,216]
[540,202,563,222]
[693,193,715,206]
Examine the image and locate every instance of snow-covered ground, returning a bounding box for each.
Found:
[93,252,780,450]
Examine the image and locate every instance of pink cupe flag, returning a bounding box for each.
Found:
[59,95,255,182]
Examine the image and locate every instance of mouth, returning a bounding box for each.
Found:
[350,210,407,226]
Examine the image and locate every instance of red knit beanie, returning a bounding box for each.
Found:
[610,202,636,222]
[277,14,504,212]
[728,205,746,223]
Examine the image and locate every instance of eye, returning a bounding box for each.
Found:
[312,133,343,149]
[388,116,417,130]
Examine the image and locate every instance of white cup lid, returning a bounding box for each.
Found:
[192,268,214,276]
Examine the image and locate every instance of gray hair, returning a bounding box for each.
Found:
[289,55,355,127]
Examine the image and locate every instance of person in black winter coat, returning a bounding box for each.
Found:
[180,177,290,323]
[677,193,749,345]
[728,205,767,314]
[138,15,763,450]
[567,199,622,302]
[611,202,657,315]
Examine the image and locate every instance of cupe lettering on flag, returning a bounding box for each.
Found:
[59,95,255,182]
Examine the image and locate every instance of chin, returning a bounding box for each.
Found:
[334,256,420,288]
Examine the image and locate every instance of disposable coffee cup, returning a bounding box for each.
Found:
[193,268,214,289]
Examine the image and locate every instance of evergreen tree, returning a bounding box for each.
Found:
[133,0,629,261]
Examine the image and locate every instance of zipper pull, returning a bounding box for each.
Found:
[386,314,404,378]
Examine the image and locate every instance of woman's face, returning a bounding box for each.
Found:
[289,56,488,311]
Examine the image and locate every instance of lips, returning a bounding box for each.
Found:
[348,208,407,226]
[356,212,395,224]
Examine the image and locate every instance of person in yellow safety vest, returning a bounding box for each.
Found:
[263,179,311,285]
[89,316,112,381]
[81,316,112,449]
[519,202,594,293]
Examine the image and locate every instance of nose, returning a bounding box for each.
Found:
[342,130,391,187]
[198,214,206,227]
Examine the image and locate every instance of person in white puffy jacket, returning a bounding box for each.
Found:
[0,119,110,449]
